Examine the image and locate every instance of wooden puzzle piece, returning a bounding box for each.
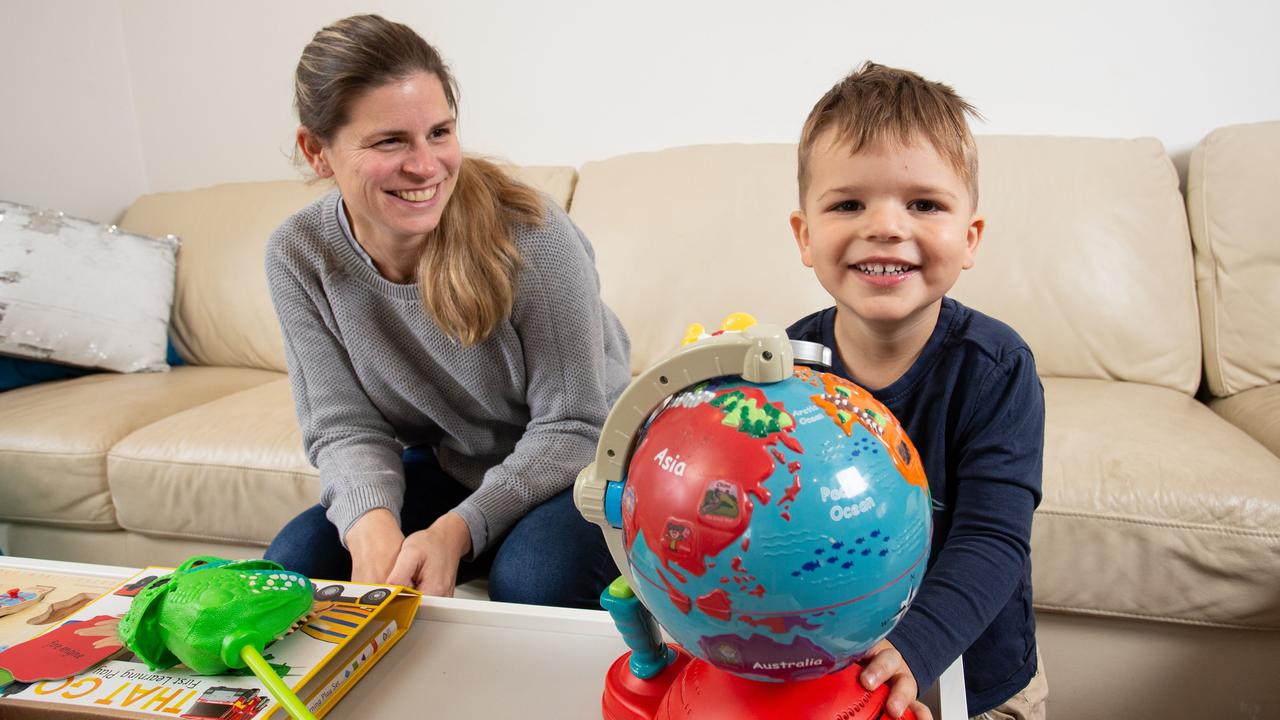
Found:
[25,592,97,625]
[0,586,54,618]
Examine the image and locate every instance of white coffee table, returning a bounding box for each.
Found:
[0,556,965,719]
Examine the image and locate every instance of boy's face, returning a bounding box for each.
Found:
[791,133,983,332]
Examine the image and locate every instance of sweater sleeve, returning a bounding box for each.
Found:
[451,210,622,556]
[886,347,1045,696]
[265,230,407,546]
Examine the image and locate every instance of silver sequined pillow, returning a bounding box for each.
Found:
[0,201,180,373]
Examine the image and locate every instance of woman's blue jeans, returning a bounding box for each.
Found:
[264,448,618,610]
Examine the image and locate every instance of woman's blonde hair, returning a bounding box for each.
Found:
[295,14,543,345]
[420,156,543,345]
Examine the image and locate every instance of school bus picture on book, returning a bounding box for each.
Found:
[303,583,393,644]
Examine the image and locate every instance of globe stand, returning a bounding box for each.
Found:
[601,646,693,720]
[603,650,914,720]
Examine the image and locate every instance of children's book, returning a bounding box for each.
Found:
[0,566,419,719]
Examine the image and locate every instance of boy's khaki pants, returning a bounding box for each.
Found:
[969,648,1047,720]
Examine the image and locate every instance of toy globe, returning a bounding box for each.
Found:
[623,364,930,681]
[576,322,930,720]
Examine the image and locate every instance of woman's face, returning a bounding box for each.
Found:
[307,71,461,247]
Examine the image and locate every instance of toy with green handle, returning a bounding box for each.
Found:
[116,556,319,720]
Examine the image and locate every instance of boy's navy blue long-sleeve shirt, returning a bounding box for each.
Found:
[788,297,1044,715]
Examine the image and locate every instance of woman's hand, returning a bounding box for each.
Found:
[387,511,472,597]
[860,638,933,720]
[344,508,404,584]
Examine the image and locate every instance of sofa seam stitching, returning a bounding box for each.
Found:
[1037,507,1279,539]
[1034,602,1278,631]
[112,524,269,546]
[106,454,316,477]
[0,449,108,459]
[0,515,118,528]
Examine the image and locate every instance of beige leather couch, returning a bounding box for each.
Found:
[2,125,1277,718]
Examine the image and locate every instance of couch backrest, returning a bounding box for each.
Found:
[118,166,578,371]
[570,137,1202,394]
[958,136,1200,394]
[569,144,831,374]
[120,181,331,371]
[1187,121,1280,398]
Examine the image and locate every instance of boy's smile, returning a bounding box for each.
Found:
[791,133,983,336]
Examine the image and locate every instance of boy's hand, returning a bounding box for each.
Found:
[860,638,933,720]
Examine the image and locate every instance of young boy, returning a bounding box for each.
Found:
[787,63,1047,720]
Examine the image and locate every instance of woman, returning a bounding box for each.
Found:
[264,14,630,609]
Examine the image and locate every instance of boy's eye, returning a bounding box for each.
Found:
[829,200,863,213]
[908,199,942,213]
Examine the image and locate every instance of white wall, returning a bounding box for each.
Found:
[5,0,1280,220]
[0,1,147,222]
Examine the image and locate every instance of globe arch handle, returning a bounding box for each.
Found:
[575,324,794,583]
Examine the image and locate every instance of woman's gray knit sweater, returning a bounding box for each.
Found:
[265,190,631,556]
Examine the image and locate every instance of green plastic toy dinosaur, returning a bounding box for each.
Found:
[117,556,314,675]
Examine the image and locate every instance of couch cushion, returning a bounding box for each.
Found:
[570,139,1201,394]
[1034,378,1280,628]
[118,181,333,373]
[508,165,577,211]
[107,378,318,545]
[0,366,281,528]
[1210,384,1280,458]
[1187,121,1280,398]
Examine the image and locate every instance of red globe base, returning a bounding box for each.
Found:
[603,647,916,720]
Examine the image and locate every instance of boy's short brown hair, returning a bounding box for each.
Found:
[798,62,982,206]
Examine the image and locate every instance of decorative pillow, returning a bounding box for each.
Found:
[0,201,180,373]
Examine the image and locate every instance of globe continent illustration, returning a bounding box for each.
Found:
[620,366,932,683]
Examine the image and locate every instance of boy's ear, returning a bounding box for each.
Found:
[790,210,815,268]
[962,215,985,270]
[297,126,333,178]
